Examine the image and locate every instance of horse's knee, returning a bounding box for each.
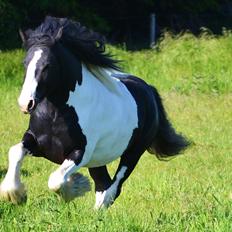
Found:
[8,143,25,162]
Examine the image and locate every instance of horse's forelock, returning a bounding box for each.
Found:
[25,34,55,50]
[23,16,120,70]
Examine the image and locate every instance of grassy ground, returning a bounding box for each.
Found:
[0,33,231,231]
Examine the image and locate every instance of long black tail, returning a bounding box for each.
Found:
[147,86,190,159]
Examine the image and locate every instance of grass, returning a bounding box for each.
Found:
[0,32,232,231]
[111,31,232,94]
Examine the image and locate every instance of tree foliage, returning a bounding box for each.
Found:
[0,0,232,49]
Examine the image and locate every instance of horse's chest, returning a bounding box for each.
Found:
[29,104,86,163]
[30,119,67,161]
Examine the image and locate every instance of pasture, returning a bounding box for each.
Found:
[0,33,231,231]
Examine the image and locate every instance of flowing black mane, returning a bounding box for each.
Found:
[24,16,119,70]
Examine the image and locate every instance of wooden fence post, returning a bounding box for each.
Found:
[150,13,156,47]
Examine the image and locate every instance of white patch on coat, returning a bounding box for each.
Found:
[18,49,43,109]
[0,143,27,204]
[67,64,138,168]
[95,166,127,209]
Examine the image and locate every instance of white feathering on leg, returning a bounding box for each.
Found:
[48,159,91,201]
[95,166,127,209]
[58,173,91,202]
[0,143,27,204]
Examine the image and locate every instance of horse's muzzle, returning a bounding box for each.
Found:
[18,98,36,114]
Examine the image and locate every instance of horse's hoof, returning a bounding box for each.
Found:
[94,188,116,209]
[0,182,27,204]
[58,173,91,202]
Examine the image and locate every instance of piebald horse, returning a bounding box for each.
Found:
[0,17,189,208]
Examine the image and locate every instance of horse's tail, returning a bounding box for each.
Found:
[147,86,190,159]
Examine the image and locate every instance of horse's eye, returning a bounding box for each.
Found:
[42,64,49,72]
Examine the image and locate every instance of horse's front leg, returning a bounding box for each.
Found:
[0,143,27,204]
[48,150,90,202]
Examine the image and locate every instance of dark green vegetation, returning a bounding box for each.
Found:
[1,0,232,49]
[0,34,231,231]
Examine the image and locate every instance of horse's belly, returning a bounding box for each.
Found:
[83,99,138,168]
[86,99,138,167]
[84,130,134,167]
[84,152,121,168]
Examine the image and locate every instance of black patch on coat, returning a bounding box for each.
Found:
[23,100,87,165]
[115,74,189,159]
[114,74,159,150]
[54,43,82,87]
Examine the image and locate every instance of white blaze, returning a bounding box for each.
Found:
[18,49,43,109]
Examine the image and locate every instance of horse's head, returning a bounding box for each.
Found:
[18,29,82,114]
[18,44,60,113]
[17,16,118,114]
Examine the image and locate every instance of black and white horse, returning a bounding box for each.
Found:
[0,17,189,208]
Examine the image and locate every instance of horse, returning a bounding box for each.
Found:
[0,16,189,208]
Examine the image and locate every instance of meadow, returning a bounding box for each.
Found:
[0,32,231,231]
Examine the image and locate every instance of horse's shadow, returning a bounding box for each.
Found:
[0,169,30,179]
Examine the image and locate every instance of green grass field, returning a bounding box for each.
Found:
[0,33,231,231]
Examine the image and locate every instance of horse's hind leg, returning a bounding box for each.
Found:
[94,148,145,209]
[0,143,27,204]
[88,166,112,209]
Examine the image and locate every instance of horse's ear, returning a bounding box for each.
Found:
[19,29,33,43]
[55,27,63,41]
[19,29,26,43]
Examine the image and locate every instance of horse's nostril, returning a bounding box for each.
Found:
[28,99,35,111]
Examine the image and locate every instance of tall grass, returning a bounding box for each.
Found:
[0,50,24,86]
[111,31,232,94]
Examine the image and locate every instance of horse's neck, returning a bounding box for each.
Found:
[66,65,120,112]
[40,65,123,112]
[84,64,123,95]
